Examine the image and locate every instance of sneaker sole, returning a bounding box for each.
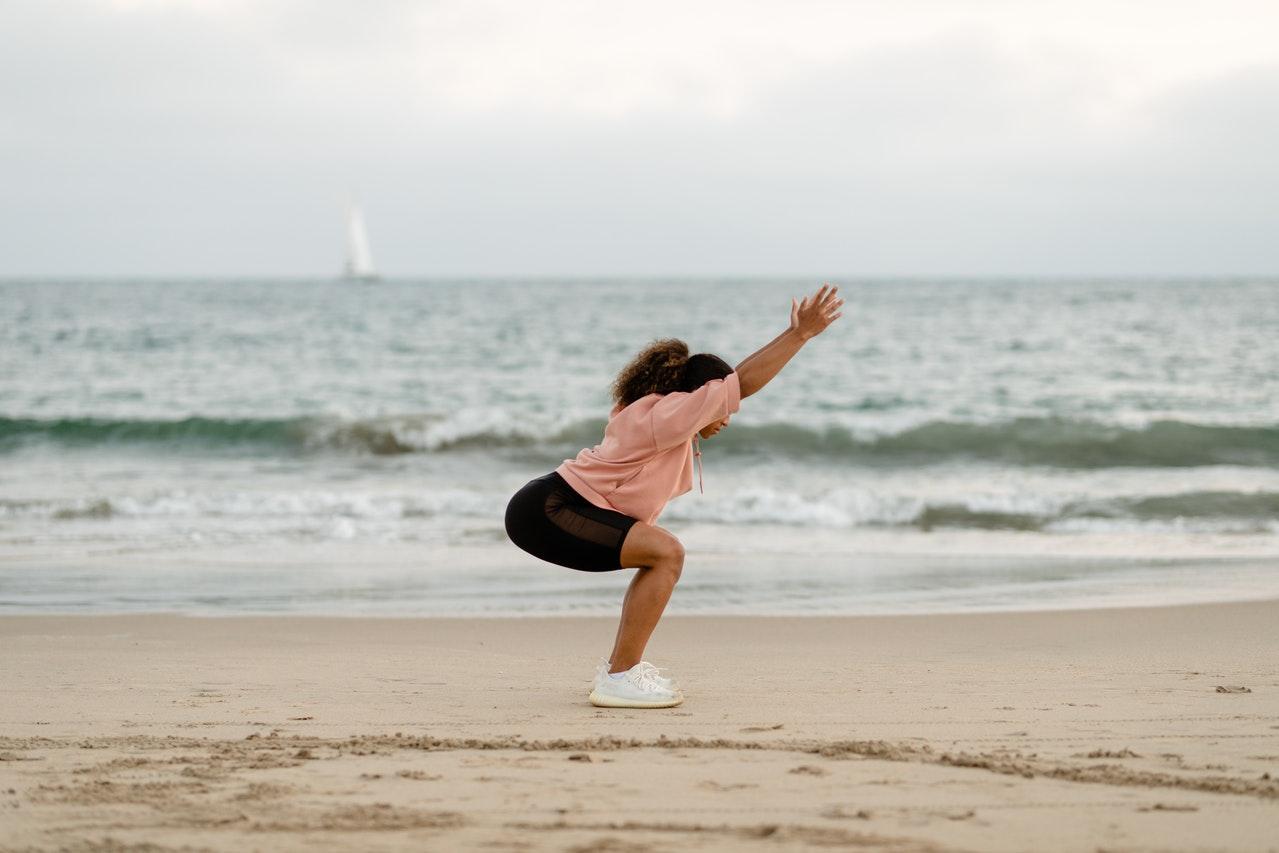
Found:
[588,689,684,709]
[589,681,681,695]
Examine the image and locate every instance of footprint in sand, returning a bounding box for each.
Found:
[1138,803,1199,812]
[789,765,828,776]
[698,780,758,791]
[1077,748,1141,759]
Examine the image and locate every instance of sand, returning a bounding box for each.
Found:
[2,601,1278,852]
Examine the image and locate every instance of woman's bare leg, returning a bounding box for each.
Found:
[608,522,685,673]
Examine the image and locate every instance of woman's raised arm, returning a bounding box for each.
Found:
[734,283,843,399]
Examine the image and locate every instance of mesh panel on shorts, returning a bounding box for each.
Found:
[544,492,628,549]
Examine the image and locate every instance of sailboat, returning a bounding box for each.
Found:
[342,202,380,282]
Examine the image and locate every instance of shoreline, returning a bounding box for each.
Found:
[5,540,1278,620]
[4,589,1279,619]
[4,600,1278,850]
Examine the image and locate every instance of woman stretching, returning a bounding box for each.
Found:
[504,284,844,708]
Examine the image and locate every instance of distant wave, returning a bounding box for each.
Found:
[0,416,304,450]
[3,415,1278,468]
[679,487,1279,533]
[0,488,495,523]
[910,490,1279,532]
[719,418,1279,468]
[0,415,605,456]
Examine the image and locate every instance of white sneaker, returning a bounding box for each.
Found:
[593,658,680,693]
[589,662,683,708]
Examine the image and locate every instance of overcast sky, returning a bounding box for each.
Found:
[3,0,1277,276]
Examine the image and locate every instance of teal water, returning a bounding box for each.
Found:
[2,277,1277,614]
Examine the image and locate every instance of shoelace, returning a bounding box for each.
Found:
[639,663,680,692]
[637,661,670,681]
[632,669,665,692]
[597,661,677,691]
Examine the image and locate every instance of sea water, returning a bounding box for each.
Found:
[2,277,1277,615]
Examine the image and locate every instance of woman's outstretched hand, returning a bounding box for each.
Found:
[735,283,844,398]
[789,283,844,341]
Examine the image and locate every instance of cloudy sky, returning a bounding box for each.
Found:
[3,0,1277,276]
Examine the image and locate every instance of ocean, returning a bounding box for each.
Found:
[2,277,1277,615]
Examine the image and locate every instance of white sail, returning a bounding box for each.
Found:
[344,202,379,281]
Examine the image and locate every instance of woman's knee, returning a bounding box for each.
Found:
[665,536,686,567]
[619,522,685,571]
[644,524,685,570]
[649,531,684,585]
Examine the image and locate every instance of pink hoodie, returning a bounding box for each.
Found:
[555,371,742,525]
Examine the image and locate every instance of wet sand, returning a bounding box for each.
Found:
[2,602,1278,851]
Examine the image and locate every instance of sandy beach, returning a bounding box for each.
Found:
[2,601,1277,852]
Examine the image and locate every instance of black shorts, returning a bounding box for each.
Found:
[504,471,640,573]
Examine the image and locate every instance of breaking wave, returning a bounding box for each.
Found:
[8,488,1278,536]
[3,415,1278,469]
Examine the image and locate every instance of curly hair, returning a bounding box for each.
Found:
[611,338,733,407]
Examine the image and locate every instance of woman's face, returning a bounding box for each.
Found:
[698,414,731,439]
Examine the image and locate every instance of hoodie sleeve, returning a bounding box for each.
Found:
[649,372,742,451]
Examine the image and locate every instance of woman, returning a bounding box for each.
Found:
[504,283,844,708]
